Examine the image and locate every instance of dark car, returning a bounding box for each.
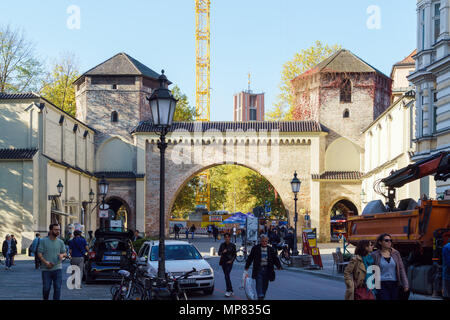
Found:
[84,228,137,283]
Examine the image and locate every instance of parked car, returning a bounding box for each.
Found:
[137,240,214,295]
[84,228,137,283]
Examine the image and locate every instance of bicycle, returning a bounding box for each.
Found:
[275,241,292,266]
[111,264,145,300]
[142,268,197,300]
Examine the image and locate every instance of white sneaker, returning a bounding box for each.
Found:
[225,291,231,297]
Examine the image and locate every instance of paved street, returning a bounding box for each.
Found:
[0,236,438,300]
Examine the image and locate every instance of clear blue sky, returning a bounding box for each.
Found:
[0,0,416,121]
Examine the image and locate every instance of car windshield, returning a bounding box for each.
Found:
[150,244,202,261]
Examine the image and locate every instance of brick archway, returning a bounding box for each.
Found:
[105,196,135,231]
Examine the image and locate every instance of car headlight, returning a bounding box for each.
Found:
[199,268,212,276]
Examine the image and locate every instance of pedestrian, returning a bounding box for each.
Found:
[244,234,282,300]
[185,227,189,239]
[241,228,246,245]
[443,241,450,300]
[30,233,42,269]
[218,233,237,297]
[174,224,180,240]
[190,224,196,239]
[10,235,18,265]
[207,225,212,238]
[344,240,375,300]
[371,233,409,300]
[132,230,142,242]
[88,230,93,242]
[284,230,294,255]
[37,224,67,300]
[68,230,89,288]
[232,226,237,243]
[2,234,17,270]
[212,225,219,242]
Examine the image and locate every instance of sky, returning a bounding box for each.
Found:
[0,0,417,121]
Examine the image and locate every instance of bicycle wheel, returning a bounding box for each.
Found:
[175,290,188,300]
[126,282,145,300]
[235,249,245,262]
[112,286,125,300]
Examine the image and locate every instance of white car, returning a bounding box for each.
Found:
[137,240,214,295]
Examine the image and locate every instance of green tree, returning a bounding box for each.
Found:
[266,41,341,121]
[171,177,200,218]
[172,85,196,121]
[40,54,79,116]
[0,24,43,93]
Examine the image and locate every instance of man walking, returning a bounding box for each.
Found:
[189,224,196,240]
[245,234,282,300]
[37,224,67,300]
[173,224,180,240]
[232,226,237,243]
[212,225,219,242]
[2,234,16,270]
[30,233,41,269]
[10,235,18,265]
[68,230,89,288]
[218,233,237,297]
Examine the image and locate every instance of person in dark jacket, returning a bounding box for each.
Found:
[189,224,196,239]
[212,226,219,242]
[173,224,180,239]
[371,233,409,300]
[442,241,450,300]
[2,234,17,270]
[218,233,237,297]
[245,234,282,300]
[10,235,18,265]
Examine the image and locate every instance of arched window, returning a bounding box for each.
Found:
[340,78,352,103]
[343,109,350,118]
[111,111,118,122]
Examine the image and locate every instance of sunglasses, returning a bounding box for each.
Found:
[383,239,393,242]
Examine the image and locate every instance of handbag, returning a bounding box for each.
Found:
[354,285,375,300]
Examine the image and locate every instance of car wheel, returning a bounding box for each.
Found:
[203,286,214,295]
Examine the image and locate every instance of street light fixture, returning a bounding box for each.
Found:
[98,177,109,200]
[48,179,64,200]
[290,172,301,256]
[147,70,178,281]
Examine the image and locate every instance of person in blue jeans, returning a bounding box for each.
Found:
[37,224,67,300]
[245,234,282,300]
[2,234,17,270]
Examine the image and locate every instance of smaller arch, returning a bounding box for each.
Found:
[343,109,350,118]
[111,111,118,122]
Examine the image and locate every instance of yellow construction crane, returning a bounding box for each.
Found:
[195,0,211,211]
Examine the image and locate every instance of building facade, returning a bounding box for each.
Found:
[0,93,96,252]
[233,91,265,121]
[408,0,450,196]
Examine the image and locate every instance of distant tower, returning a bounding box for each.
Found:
[233,76,265,121]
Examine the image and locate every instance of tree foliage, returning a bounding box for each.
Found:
[40,54,80,116]
[266,41,341,121]
[172,85,196,121]
[0,24,43,93]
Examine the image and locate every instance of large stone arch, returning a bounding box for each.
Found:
[144,137,316,237]
[166,162,289,218]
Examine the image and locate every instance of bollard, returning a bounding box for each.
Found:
[210,247,216,256]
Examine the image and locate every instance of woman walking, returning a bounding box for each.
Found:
[344,240,375,300]
[371,233,409,300]
[2,234,17,270]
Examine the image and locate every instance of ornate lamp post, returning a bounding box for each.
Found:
[146,70,178,280]
[82,189,95,226]
[290,171,301,256]
[98,176,109,229]
[48,180,64,200]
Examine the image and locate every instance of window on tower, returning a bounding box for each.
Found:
[340,78,352,103]
[111,111,118,122]
[112,84,118,90]
[343,109,350,118]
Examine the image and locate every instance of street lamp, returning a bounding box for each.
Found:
[290,171,301,256]
[82,189,96,226]
[360,189,367,204]
[48,179,64,200]
[98,177,109,201]
[147,70,178,280]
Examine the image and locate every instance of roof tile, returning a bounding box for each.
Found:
[0,148,38,160]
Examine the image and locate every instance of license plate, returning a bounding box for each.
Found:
[179,278,196,285]
[104,256,121,261]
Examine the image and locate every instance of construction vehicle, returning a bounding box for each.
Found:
[346,151,450,297]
